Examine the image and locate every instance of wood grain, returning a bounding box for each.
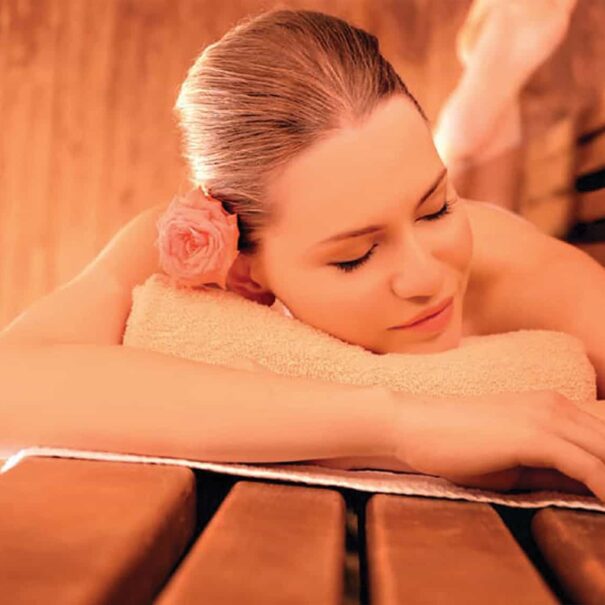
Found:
[1,0,603,327]
[366,494,558,605]
[155,480,346,604]
[0,456,196,604]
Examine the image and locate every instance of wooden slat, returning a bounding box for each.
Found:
[573,241,605,266]
[519,116,576,238]
[532,507,605,605]
[576,90,605,176]
[576,186,605,224]
[156,480,346,605]
[524,117,576,202]
[577,128,605,176]
[366,495,557,605]
[0,457,196,605]
[521,191,576,240]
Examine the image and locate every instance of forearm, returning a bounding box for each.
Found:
[0,343,398,463]
[315,400,605,477]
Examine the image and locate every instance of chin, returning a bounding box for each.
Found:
[379,325,463,355]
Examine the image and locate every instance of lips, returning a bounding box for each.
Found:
[391,297,453,329]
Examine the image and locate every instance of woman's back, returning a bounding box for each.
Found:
[0,196,552,349]
[0,202,169,348]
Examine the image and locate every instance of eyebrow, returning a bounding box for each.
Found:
[315,167,448,247]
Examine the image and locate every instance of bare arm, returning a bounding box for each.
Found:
[0,342,398,463]
[4,200,605,503]
[0,203,399,462]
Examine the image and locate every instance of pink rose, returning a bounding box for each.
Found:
[155,187,240,289]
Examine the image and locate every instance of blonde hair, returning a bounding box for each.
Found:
[174,8,425,254]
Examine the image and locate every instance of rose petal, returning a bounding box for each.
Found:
[155,187,240,289]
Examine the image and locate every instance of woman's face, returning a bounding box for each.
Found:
[249,94,474,354]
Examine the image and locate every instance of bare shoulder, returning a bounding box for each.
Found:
[464,198,550,277]
[0,201,170,347]
[461,198,565,335]
[85,200,169,292]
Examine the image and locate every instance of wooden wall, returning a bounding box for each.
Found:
[1,0,604,328]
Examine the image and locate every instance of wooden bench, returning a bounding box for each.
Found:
[1,457,604,604]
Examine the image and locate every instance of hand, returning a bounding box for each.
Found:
[434,0,577,165]
[391,390,605,500]
[457,0,577,72]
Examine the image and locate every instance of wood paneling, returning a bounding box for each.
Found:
[1,0,603,327]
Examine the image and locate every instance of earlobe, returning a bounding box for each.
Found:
[226,253,276,307]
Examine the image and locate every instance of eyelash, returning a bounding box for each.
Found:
[331,198,455,273]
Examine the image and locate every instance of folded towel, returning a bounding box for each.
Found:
[6,272,601,512]
[122,274,597,403]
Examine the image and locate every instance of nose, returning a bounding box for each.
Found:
[389,238,444,299]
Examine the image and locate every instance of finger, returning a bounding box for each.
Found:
[571,400,605,432]
[552,405,605,462]
[520,437,605,501]
[445,467,592,496]
[514,467,592,496]
[445,467,522,492]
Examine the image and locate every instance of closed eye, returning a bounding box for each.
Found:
[330,197,456,273]
[331,243,378,273]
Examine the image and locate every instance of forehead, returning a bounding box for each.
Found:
[265,95,440,243]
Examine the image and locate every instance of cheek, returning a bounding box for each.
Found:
[442,213,474,272]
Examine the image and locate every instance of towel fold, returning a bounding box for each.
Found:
[122,274,597,403]
[6,272,602,512]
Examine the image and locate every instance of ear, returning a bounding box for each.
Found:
[225,253,276,307]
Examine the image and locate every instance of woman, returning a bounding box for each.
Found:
[1,9,605,499]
